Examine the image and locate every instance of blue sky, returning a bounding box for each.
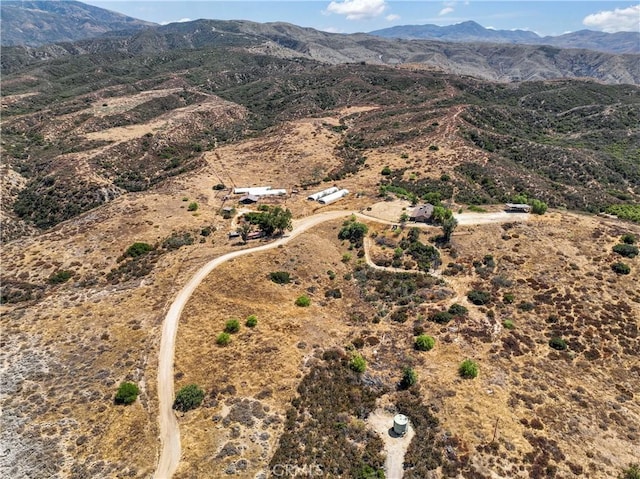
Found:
[83,1,640,36]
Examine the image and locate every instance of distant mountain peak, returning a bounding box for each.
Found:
[370,21,639,54]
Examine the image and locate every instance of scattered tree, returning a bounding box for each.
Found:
[448,303,468,316]
[173,384,205,412]
[467,289,491,305]
[245,206,293,236]
[549,337,567,351]
[125,242,153,258]
[349,353,366,373]
[429,311,453,324]
[459,359,479,379]
[114,382,140,405]
[612,262,631,275]
[338,219,368,245]
[621,234,637,245]
[224,319,240,333]
[269,271,291,284]
[529,199,548,215]
[246,315,258,327]
[399,367,418,389]
[613,244,639,258]
[48,270,73,285]
[295,295,311,307]
[237,223,252,244]
[415,335,435,351]
[441,217,458,243]
[621,463,640,479]
[216,332,231,346]
[381,166,392,176]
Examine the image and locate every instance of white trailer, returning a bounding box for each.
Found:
[318,189,349,205]
[307,186,339,201]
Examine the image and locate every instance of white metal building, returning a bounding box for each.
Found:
[234,186,272,195]
[258,189,287,196]
[318,189,349,205]
[307,186,339,201]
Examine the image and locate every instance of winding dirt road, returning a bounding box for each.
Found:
[153,210,352,478]
[153,209,531,478]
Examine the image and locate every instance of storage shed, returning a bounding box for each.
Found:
[318,189,349,205]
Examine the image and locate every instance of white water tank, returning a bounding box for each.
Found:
[393,414,408,436]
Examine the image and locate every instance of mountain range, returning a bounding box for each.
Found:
[370,20,640,55]
[0,0,156,46]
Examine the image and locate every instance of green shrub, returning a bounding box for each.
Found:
[613,244,639,258]
[213,183,226,190]
[549,337,567,351]
[503,292,515,304]
[612,262,631,275]
[415,335,435,351]
[381,166,392,176]
[48,270,72,285]
[125,242,153,258]
[530,199,548,215]
[399,367,417,389]
[173,384,205,412]
[467,290,491,305]
[342,253,352,263]
[224,319,240,333]
[114,382,140,405]
[349,353,366,373]
[502,319,515,330]
[187,202,198,211]
[622,234,637,245]
[518,301,536,312]
[327,270,336,280]
[459,359,478,379]
[429,311,453,324]
[448,303,468,316]
[216,332,231,346]
[621,463,640,479]
[429,145,439,151]
[246,315,258,327]
[295,295,311,307]
[269,271,291,284]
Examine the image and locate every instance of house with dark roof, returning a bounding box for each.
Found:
[410,204,434,222]
[239,194,259,204]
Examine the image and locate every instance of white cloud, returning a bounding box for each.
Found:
[321,26,342,33]
[385,13,400,21]
[582,5,640,33]
[160,18,192,25]
[439,7,454,16]
[325,0,388,20]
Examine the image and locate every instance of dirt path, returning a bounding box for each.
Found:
[153,210,353,479]
[367,409,415,479]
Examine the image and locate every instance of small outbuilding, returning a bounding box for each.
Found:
[393,414,408,436]
[410,203,434,222]
[505,203,531,213]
